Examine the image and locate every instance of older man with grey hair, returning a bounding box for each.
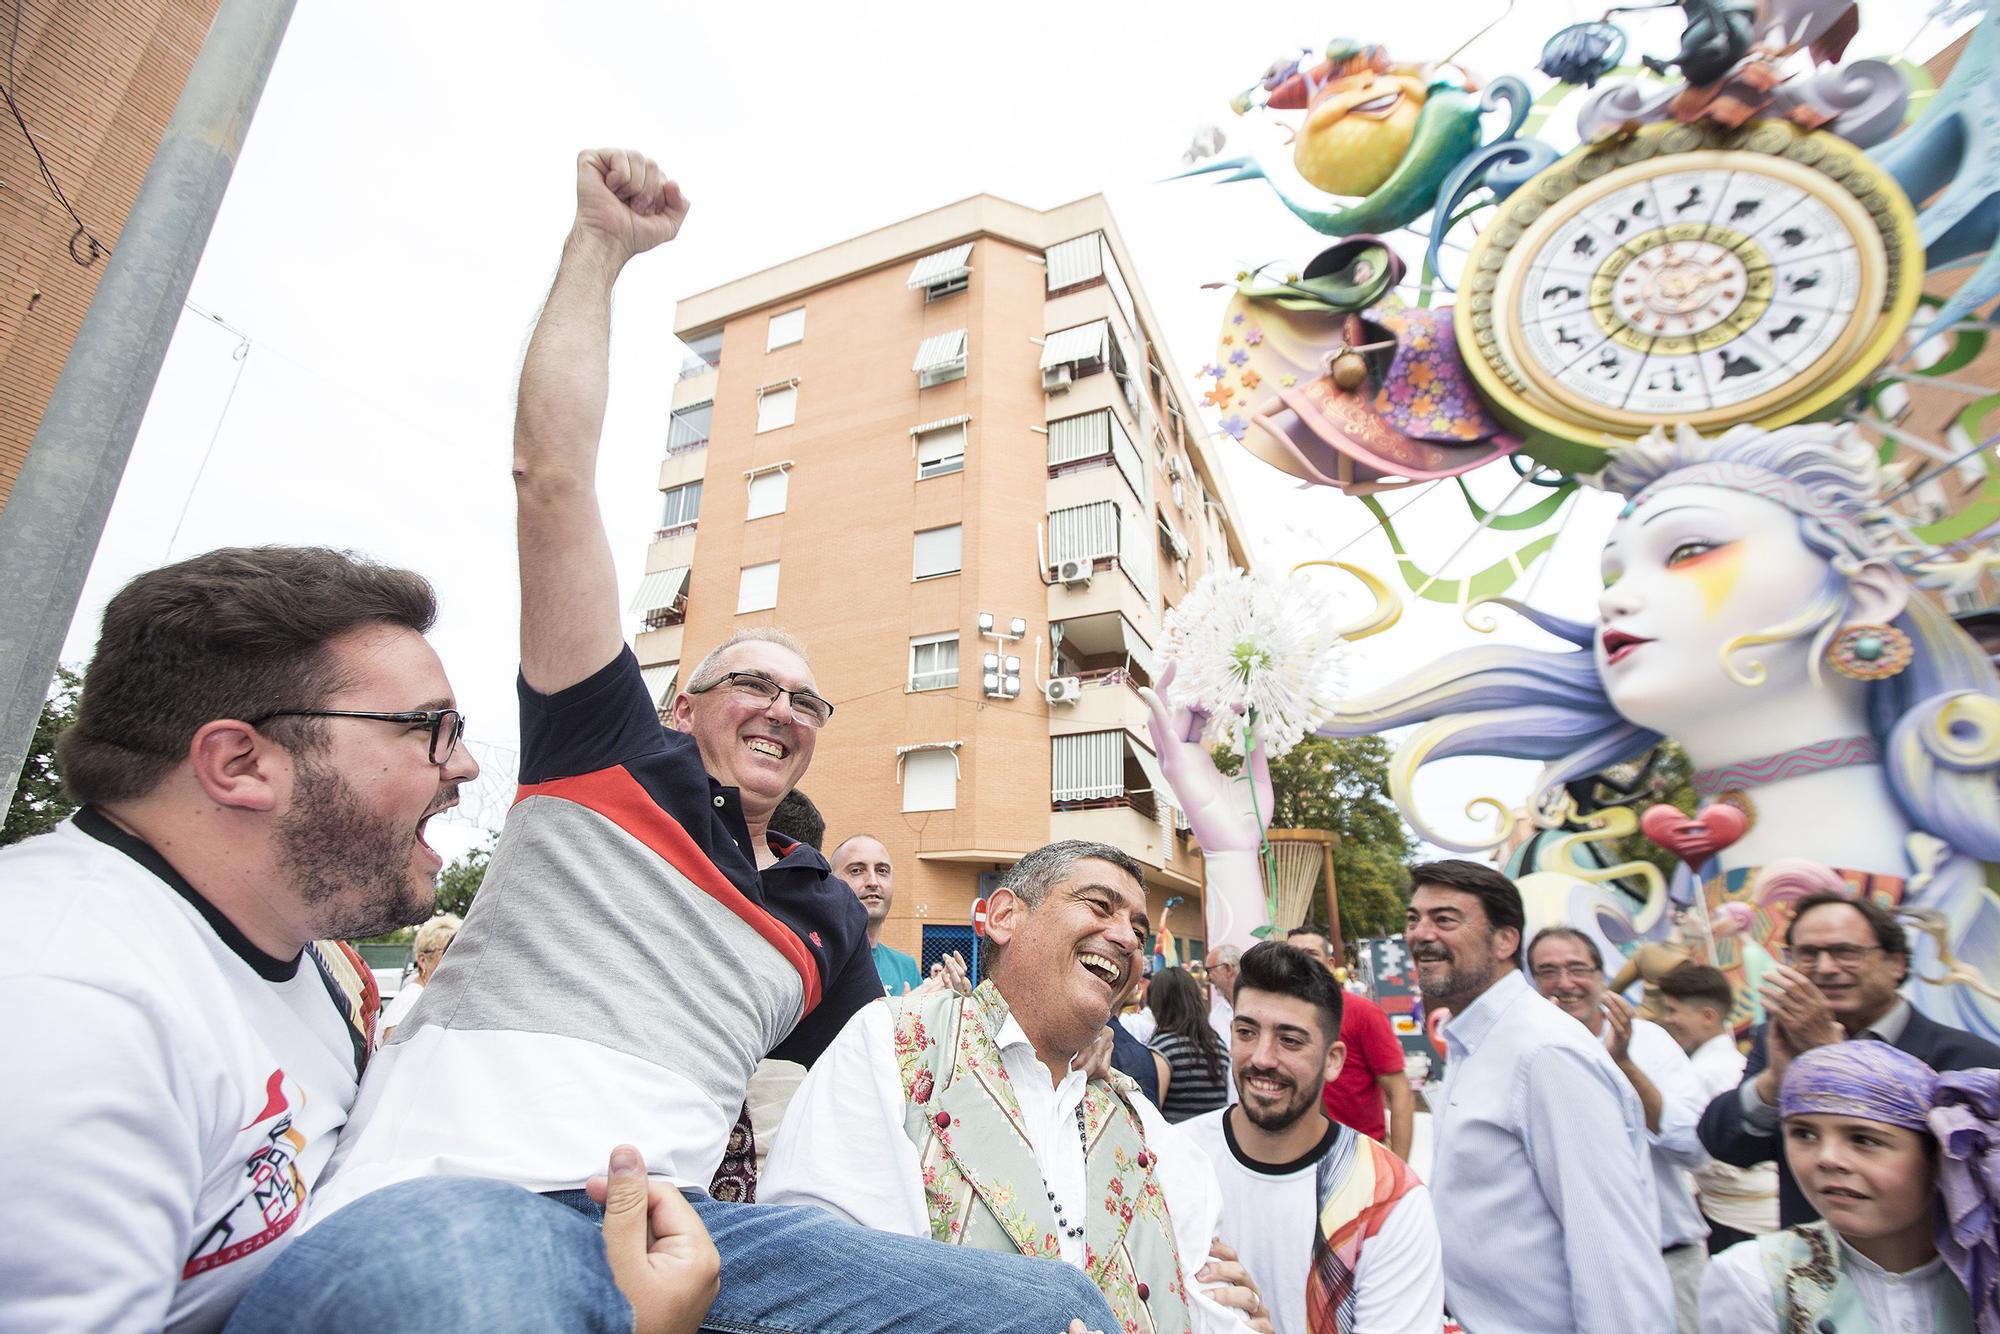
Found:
[764,840,1271,1333]
[1205,944,1243,1054]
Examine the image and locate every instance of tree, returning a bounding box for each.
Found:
[2,667,82,847]
[434,833,496,918]
[1591,741,1697,882]
[1217,734,1418,940]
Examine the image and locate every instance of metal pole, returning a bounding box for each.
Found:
[0,0,296,817]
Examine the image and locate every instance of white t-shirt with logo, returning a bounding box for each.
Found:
[0,814,362,1333]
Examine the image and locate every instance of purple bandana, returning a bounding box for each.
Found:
[1780,1041,1938,1129]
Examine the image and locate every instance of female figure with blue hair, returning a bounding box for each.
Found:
[1320,421,2000,1040]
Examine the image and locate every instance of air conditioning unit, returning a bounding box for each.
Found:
[1056,558,1093,587]
[1042,363,1073,393]
[1045,676,1082,705]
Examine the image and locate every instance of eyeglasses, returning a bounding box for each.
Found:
[1783,944,1884,970]
[689,671,834,728]
[1530,962,1602,982]
[252,708,466,765]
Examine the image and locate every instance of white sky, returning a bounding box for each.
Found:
[57,0,1963,858]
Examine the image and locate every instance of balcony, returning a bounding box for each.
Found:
[1049,669,1151,738]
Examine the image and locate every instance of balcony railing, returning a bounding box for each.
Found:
[664,436,709,458]
[676,356,719,382]
[1051,787,1159,821]
[653,521,697,542]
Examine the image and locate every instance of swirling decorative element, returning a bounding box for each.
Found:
[1289,559,1404,642]
[1574,80,1683,143]
[1464,796,1516,842]
[1772,59,1909,148]
[1537,804,1670,933]
[1388,716,1519,852]
[1359,494,1561,608]
[1928,693,2000,770]
[1901,907,2000,1003]
[1425,137,1561,291]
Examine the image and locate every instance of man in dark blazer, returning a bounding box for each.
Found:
[1698,891,2000,1226]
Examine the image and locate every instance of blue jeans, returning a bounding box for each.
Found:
[224,1177,1117,1333]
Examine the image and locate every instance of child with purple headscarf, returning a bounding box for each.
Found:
[1698,1041,1997,1333]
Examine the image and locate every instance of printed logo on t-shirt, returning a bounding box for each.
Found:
[182,1069,309,1278]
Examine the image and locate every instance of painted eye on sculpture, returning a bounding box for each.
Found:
[1664,540,1719,567]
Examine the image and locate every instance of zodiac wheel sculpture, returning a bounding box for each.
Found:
[1457,120,1924,472]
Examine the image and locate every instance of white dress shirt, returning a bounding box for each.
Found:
[1686,1032,1778,1234]
[1430,970,1674,1334]
[1605,1016,1711,1249]
[762,997,1252,1334]
[1700,1236,1958,1334]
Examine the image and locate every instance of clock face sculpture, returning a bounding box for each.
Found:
[1457,122,1923,469]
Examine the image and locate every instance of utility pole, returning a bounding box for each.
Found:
[0,0,296,819]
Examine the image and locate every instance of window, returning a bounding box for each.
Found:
[640,663,678,717]
[907,243,972,301]
[667,400,712,453]
[660,481,702,530]
[746,468,789,519]
[909,633,959,691]
[766,307,805,351]
[916,421,966,479]
[903,748,958,812]
[677,329,722,379]
[757,383,797,432]
[1047,410,1143,500]
[1045,233,1106,292]
[913,524,962,580]
[1047,500,1119,568]
[630,567,690,631]
[736,561,779,613]
[913,330,968,388]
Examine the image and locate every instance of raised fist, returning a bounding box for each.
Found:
[573,149,689,263]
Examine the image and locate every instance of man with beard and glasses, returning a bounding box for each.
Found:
[762,840,1271,1334]
[0,547,479,1333]
[1182,942,1443,1334]
[232,150,1121,1334]
[1406,859,1672,1334]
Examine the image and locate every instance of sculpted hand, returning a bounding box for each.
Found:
[1139,662,1273,856]
[584,1144,720,1334]
[912,950,972,1000]
[1198,1240,1274,1333]
[572,149,690,266]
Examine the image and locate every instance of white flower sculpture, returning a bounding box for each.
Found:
[1161,566,1349,758]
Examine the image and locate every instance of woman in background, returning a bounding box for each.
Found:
[1147,966,1231,1122]
[378,913,460,1047]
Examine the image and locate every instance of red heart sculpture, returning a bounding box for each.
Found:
[1640,802,1750,867]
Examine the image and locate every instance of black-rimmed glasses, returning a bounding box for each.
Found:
[1783,944,1884,970]
[689,671,834,727]
[252,708,466,765]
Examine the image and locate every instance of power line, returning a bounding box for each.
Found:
[1,2,110,266]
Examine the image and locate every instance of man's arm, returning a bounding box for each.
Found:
[758,1001,927,1234]
[1629,1023,1711,1170]
[515,150,688,694]
[1603,995,1665,1134]
[0,978,203,1333]
[1379,1071,1415,1161]
[1521,1046,1675,1334]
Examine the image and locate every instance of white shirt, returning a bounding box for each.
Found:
[1700,1236,1958,1334]
[1210,991,1235,1051]
[762,997,1251,1334]
[0,817,361,1334]
[1431,970,1673,1334]
[1602,1016,1711,1249]
[376,979,423,1041]
[1120,1008,1158,1044]
[1180,1108,1444,1334]
[1685,1032,1778,1235]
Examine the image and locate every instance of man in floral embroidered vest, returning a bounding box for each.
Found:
[1183,942,1443,1334]
[763,840,1271,1334]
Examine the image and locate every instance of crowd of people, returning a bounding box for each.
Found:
[2,149,1996,1334]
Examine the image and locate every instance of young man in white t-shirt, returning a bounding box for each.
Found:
[0,547,502,1333]
[1183,942,1444,1334]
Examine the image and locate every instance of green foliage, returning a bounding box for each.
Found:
[1217,733,1418,940]
[433,833,496,918]
[1601,741,1697,880]
[2,667,82,847]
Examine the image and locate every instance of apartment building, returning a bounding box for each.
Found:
[634,194,1251,974]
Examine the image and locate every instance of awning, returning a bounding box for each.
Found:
[628,566,689,614]
[640,664,678,706]
[1040,320,1108,369]
[1125,734,1173,806]
[1045,233,1105,290]
[907,243,973,289]
[909,413,971,435]
[913,329,968,373]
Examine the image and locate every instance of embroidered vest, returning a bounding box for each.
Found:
[1756,1221,1973,1334]
[895,981,1194,1334]
[1305,1126,1421,1334]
